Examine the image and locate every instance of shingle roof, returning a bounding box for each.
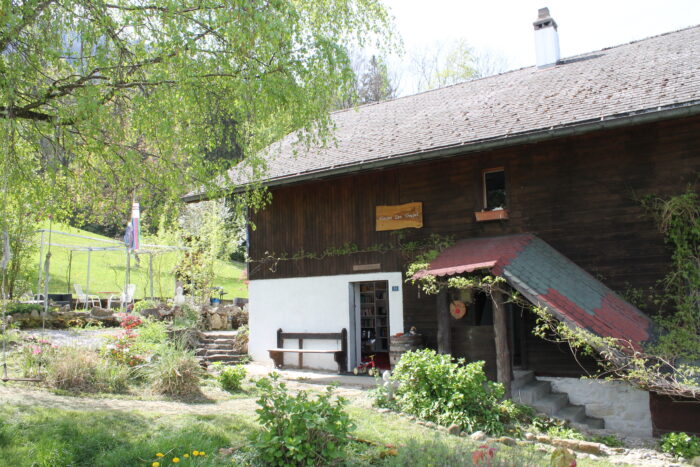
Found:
[231,25,700,187]
[414,234,653,350]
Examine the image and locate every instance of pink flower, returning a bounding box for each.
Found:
[32,346,42,355]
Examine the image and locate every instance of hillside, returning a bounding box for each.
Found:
[29,223,247,300]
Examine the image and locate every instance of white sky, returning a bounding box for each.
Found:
[383,0,700,94]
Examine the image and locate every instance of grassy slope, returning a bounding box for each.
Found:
[30,223,247,300]
[0,400,614,467]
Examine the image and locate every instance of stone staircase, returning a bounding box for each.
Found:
[512,370,605,430]
[195,331,246,366]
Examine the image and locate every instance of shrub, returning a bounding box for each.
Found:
[133,299,159,314]
[173,305,200,329]
[146,343,203,398]
[94,359,131,393]
[389,349,513,435]
[119,314,142,330]
[46,347,130,393]
[253,375,354,466]
[5,303,44,315]
[101,331,147,367]
[218,365,246,392]
[660,432,700,459]
[17,339,57,378]
[46,347,98,391]
[134,318,168,348]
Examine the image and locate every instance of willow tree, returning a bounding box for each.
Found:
[0,0,394,293]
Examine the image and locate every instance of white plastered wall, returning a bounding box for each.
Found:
[249,272,404,371]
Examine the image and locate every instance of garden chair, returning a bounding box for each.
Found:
[18,290,44,304]
[107,283,136,310]
[73,284,99,310]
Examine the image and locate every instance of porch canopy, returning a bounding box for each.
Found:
[413,234,653,350]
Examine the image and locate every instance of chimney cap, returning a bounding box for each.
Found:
[533,7,557,30]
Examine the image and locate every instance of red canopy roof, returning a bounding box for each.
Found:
[413,234,653,349]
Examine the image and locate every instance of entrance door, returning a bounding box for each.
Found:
[350,280,390,372]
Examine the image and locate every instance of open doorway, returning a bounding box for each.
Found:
[350,280,391,373]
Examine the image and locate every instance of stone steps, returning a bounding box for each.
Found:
[195,331,245,366]
[512,370,605,431]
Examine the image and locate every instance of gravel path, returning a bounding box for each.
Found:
[22,329,122,349]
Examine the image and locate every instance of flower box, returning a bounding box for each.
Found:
[474,209,509,222]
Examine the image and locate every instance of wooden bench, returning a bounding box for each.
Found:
[268,328,347,374]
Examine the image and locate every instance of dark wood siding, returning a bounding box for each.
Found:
[650,393,700,436]
[249,115,700,368]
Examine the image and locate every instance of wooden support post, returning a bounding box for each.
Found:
[492,290,512,397]
[436,288,451,355]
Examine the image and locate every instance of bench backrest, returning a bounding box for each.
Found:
[277,328,347,354]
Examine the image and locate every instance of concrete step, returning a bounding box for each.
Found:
[582,417,605,430]
[514,380,551,405]
[556,405,587,424]
[202,332,238,340]
[204,354,246,363]
[512,370,535,390]
[532,393,569,414]
[201,338,236,345]
[200,343,233,350]
[199,349,240,356]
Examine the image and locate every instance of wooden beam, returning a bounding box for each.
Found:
[492,290,512,397]
[436,289,451,354]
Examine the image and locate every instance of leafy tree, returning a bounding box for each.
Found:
[358,55,397,104]
[0,0,394,294]
[0,0,393,213]
[334,51,398,109]
[410,39,508,92]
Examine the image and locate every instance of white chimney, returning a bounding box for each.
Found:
[533,7,560,69]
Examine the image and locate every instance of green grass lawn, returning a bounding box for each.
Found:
[28,223,247,300]
[0,402,561,467]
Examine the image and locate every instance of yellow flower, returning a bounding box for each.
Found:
[192,451,199,456]
[183,454,190,458]
[200,452,205,456]
[156,453,164,458]
[152,463,160,467]
[172,458,180,464]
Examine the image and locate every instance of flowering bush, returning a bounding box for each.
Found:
[102,314,148,367]
[17,338,57,378]
[119,314,142,330]
[102,331,146,367]
[472,445,497,466]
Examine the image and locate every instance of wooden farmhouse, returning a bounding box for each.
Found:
[194,13,700,436]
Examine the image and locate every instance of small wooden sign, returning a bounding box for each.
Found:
[375,202,423,231]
